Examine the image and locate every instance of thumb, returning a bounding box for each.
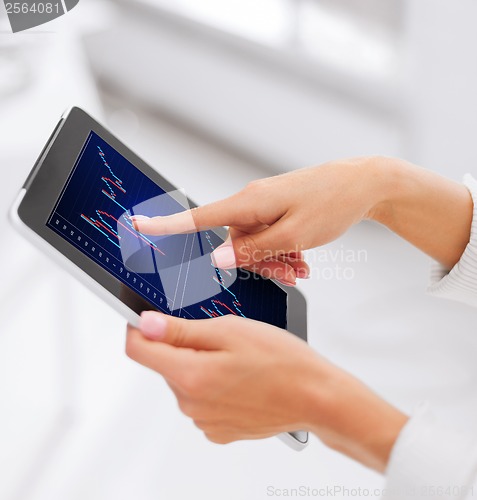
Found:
[138,311,231,350]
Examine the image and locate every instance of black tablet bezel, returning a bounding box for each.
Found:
[17,107,307,341]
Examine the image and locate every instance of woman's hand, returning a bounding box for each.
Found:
[132,156,473,273]
[126,311,408,472]
[130,157,387,286]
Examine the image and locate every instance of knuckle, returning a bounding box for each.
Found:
[205,433,231,445]
[221,314,242,327]
[244,179,266,194]
[211,315,244,338]
[178,398,196,418]
[193,419,208,431]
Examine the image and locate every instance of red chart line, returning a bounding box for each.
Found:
[102,177,126,193]
[212,300,238,315]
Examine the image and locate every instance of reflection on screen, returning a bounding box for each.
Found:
[47,131,287,328]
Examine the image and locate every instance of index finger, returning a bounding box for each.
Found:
[130,195,244,236]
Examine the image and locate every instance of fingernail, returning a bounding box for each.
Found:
[296,268,310,279]
[211,245,236,269]
[130,215,150,221]
[277,279,296,287]
[139,311,167,341]
[129,215,149,231]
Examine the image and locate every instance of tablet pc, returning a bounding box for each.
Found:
[9,107,308,450]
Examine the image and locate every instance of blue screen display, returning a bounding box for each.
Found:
[47,131,287,328]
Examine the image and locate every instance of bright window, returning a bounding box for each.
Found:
[125,0,403,78]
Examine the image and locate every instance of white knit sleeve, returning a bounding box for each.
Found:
[384,402,477,500]
[427,174,477,307]
[384,177,477,498]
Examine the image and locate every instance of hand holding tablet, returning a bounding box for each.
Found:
[126,311,319,448]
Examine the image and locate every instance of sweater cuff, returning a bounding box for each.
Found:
[384,402,477,499]
[427,174,477,308]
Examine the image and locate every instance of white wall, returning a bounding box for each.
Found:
[402,1,477,176]
[84,1,403,171]
[85,0,477,179]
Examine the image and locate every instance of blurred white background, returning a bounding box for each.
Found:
[1,1,477,499]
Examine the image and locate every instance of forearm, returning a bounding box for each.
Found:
[302,361,408,473]
[367,158,474,270]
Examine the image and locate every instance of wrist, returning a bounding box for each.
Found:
[362,157,473,268]
[362,156,408,226]
[302,358,408,472]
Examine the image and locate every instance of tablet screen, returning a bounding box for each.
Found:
[46,131,287,328]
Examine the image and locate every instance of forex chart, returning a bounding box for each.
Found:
[47,131,287,327]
